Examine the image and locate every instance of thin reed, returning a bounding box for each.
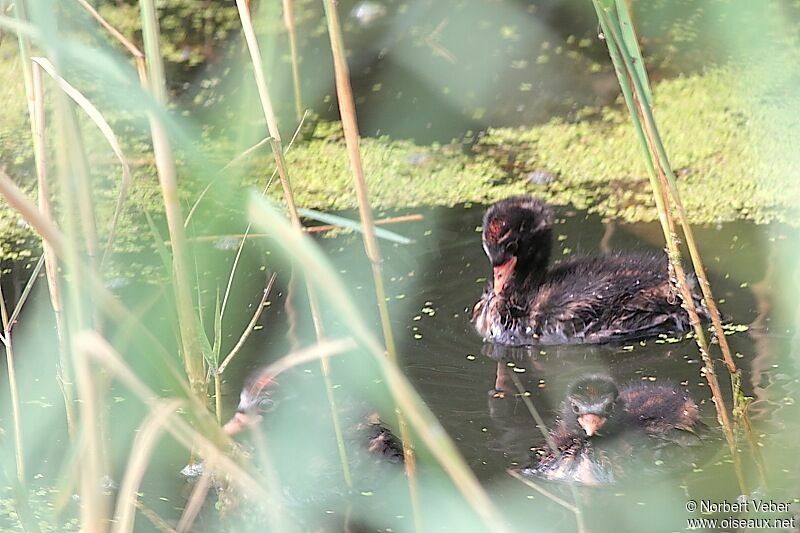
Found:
[234,0,355,489]
[320,0,424,528]
[589,0,756,492]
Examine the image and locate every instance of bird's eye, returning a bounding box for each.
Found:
[571,403,580,414]
[603,402,614,415]
[505,240,518,254]
[257,397,275,413]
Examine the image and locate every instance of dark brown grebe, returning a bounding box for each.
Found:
[472,196,706,345]
[525,375,705,485]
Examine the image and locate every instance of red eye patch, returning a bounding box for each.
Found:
[246,372,278,400]
[484,217,509,244]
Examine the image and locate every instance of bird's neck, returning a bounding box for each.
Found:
[511,234,552,290]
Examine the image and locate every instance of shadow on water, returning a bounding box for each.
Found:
[1,203,798,530]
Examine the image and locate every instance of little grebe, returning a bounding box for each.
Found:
[224,368,404,464]
[472,196,706,345]
[525,375,705,485]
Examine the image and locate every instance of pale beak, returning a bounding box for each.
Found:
[578,413,606,437]
[492,256,517,295]
[223,411,262,436]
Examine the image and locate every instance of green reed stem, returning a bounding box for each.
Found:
[506,370,587,533]
[213,372,223,426]
[0,274,27,484]
[604,3,738,378]
[74,0,149,86]
[320,1,423,528]
[15,0,77,438]
[282,0,304,121]
[32,0,111,521]
[250,196,512,533]
[112,399,183,533]
[138,0,207,400]
[31,56,134,269]
[591,0,747,492]
[235,0,353,487]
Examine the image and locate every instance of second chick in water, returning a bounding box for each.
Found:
[525,375,706,486]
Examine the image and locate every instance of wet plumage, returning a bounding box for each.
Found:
[524,375,705,485]
[472,196,706,345]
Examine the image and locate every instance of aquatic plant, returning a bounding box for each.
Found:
[588,0,764,493]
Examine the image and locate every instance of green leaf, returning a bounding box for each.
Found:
[297,207,412,245]
[212,289,222,365]
[144,212,173,278]
[614,0,653,107]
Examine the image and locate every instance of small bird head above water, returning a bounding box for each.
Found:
[223,370,277,436]
[563,375,623,438]
[481,196,553,294]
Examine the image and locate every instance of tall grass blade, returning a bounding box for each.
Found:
[0,267,32,484]
[591,0,748,492]
[138,0,206,398]
[76,330,270,499]
[282,0,304,121]
[249,195,511,532]
[297,207,412,244]
[31,57,134,268]
[613,0,651,107]
[112,399,184,533]
[30,43,76,437]
[216,272,277,374]
[320,0,421,526]
[235,0,354,488]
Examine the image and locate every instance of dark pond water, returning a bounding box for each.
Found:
[1,203,798,531]
[180,203,798,530]
[180,0,800,145]
[296,204,799,531]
